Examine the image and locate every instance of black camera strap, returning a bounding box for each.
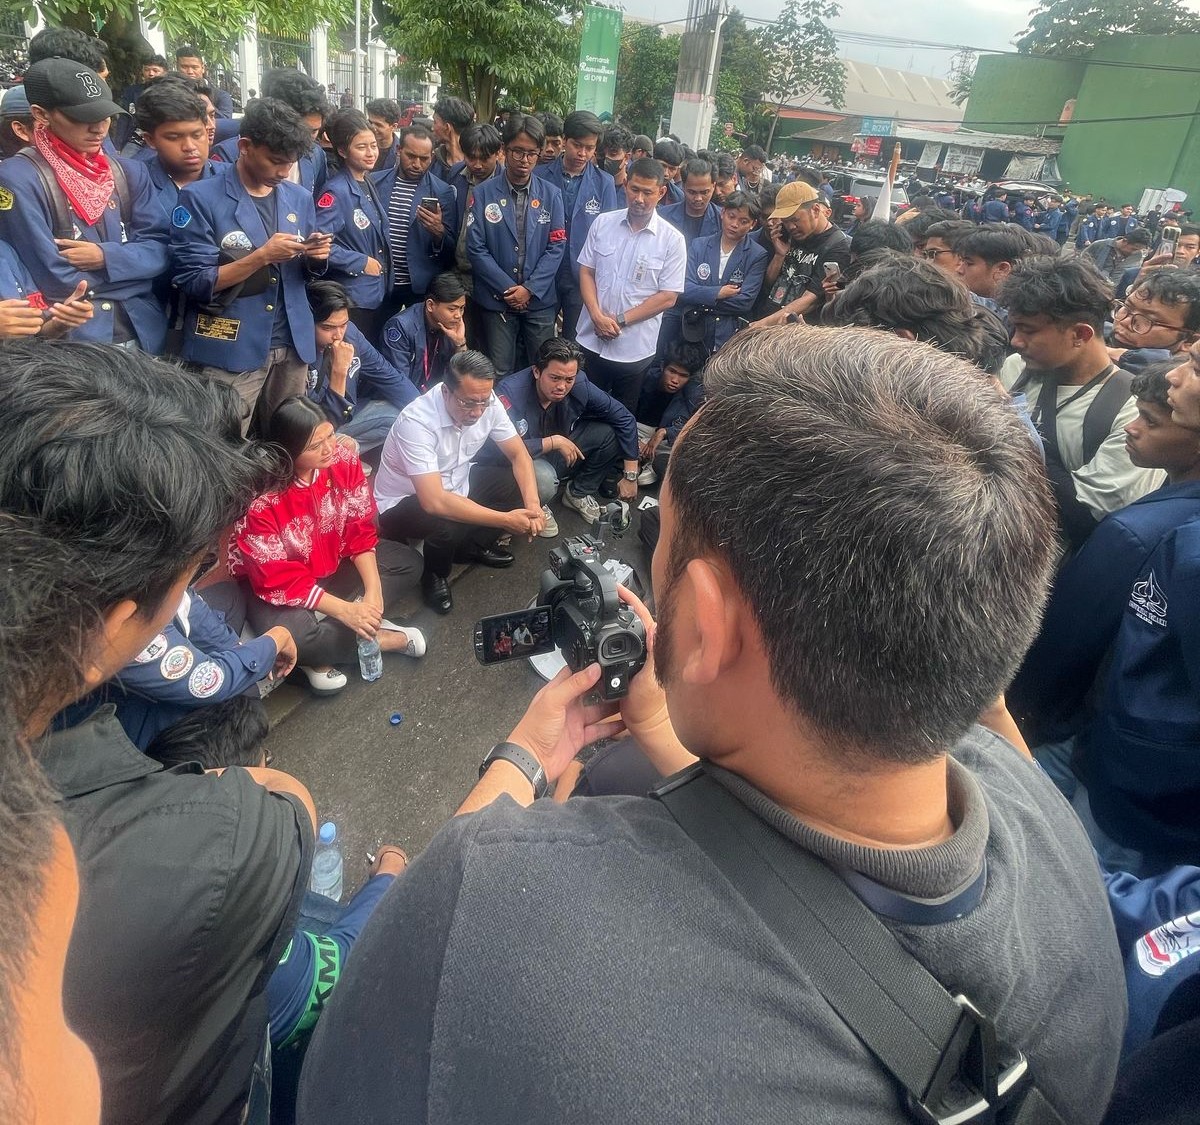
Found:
[652,764,1066,1125]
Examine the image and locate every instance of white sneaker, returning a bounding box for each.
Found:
[539,504,559,538]
[637,464,657,487]
[380,620,427,658]
[300,665,347,695]
[563,489,602,523]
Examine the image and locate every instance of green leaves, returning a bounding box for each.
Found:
[1016,0,1200,56]
[613,23,679,138]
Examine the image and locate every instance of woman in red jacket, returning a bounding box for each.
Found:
[232,397,426,695]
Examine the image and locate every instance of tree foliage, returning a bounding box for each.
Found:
[378,0,581,123]
[713,10,770,147]
[947,48,975,107]
[757,0,844,152]
[612,23,678,140]
[1015,0,1200,56]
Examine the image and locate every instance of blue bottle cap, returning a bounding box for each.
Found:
[389,712,403,725]
[319,822,336,844]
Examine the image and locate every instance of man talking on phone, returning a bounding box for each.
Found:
[371,124,457,321]
[172,97,331,434]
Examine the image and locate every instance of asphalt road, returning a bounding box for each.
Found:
[262,497,656,895]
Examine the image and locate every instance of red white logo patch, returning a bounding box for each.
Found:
[135,633,170,663]
[188,661,226,698]
[160,645,195,681]
[317,192,335,209]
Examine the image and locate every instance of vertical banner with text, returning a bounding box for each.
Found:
[575,5,623,119]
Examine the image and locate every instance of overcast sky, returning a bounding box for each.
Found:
[640,0,1041,77]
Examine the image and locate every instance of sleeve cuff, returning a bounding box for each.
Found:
[304,585,325,610]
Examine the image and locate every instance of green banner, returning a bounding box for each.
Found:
[575,5,623,120]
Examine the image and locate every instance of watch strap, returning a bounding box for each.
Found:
[479,741,548,798]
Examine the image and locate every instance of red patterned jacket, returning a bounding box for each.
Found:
[230,444,377,609]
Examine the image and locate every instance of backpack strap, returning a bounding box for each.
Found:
[16,147,73,240]
[1081,367,1135,465]
[652,764,1067,1125]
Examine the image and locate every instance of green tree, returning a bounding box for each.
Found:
[714,9,769,146]
[378,0,582,124]
[948,47,975,107]
[757,0,844,154]
[1016,0,1200,56]
[612,23,679,139]
[709,68,746,149]
[21,0,351,86]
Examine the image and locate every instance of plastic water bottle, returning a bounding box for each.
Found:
[358,635,383,682]
[310,822,344,901]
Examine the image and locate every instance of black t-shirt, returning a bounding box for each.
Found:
[637,381,676,428]
[758,223,852,317]
[253,192,292,349]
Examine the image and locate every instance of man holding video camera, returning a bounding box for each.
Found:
[300,326,1125,1125]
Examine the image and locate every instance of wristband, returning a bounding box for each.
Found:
[479,741,548,798]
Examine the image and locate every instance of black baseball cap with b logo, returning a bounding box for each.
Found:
[24,57,126,122]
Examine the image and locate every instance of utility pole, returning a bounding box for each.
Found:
[668,0,729,149]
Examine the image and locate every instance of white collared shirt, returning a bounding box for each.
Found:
[373,383,518,514]
[576,208,687,363]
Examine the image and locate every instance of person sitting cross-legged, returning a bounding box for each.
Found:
[231,396,426,695]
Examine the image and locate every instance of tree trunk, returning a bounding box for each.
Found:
[765,101,783,153]
[94,7,153,89]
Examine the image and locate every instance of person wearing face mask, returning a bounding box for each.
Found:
[599,122,633,188]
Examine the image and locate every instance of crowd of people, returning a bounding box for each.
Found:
[2,21,1200,1125]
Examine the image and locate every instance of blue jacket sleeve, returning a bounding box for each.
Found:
[101,159,169,283]
[170,184,221,304]
[185,593,244,652]
[719,245,768,314]
[349,323,418,411]
[525,190,567,304]
[580,379,638,460]
[466,190,518,299]
[378,313,420,382]
[683,248,724,308]
[1106,866,1200,953]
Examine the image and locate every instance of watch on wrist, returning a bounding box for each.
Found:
[616,312,627,328]
[622,469,638,482]
[479,741,548,798]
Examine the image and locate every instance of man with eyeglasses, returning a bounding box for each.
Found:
[1108,271,1200,373]
[919,219,972,275]
[465,114,566,376]
[491,335,639,530]
[374,349,545,613]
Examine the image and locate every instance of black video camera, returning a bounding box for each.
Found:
[473,503,646,699]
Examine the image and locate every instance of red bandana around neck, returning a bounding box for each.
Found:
[33,123,114,228]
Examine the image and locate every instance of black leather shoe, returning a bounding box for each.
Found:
[422,573,453,614]
[598,478,619,500]
[466,545,515,568]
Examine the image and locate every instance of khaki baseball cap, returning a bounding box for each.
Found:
[769,180,822,220]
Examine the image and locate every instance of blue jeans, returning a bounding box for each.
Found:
[531,420,622,503]
[340,398,400,453]
[481,305,558,377]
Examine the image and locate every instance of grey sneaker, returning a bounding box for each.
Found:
[563,489,602,523]
[539,504,559,538]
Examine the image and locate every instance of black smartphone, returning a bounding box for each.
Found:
[419,196,441,212]
[473,607,555,665]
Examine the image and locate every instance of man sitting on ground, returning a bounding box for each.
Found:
[635,338,708,486]
[378,271,468,394]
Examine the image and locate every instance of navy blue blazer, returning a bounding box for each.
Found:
[369,166,457,295]
[659,201,721,241]
[211,135,328,194]
[316,170,391,310]
[536,158,619,283]
[0,152,168,351]
[146,158,225,220]
[465,174,566,311]
[0,240,39,300]
[171,174,324,371]
[662,179,684,207]
[378,302,460,393]
[307,321,419,422]
[680,232,769,351]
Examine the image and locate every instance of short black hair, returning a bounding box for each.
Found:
[902,209,958,245]
[563,110,604,141]
[0,342,276,718]
[145,53,169,69]
[715,154,737,179]
[631,133,653,153]
[956,225,1029,266]
[399,123,434,148]
[445,349,497,391]
[260,69,328,120]
[628,156,665,185]
[460,122,502,159]
[1180,224,1200,240]
[433,95,475,132]
[146,695,270,770]
[503,113,545,148]
[535,336,584,370]
[721,190,760,222]
[681,157,715,184]
[1120,228,1153,248]
[1133,269,1200,332]
[308,279,353,321]
[536,111,563,137]
[924,219,974,249]
[653,138,683,166]
[999,255,1113,332]
[174,45,204,62]
[663,338,708,375]
[741,144,767,162]
[326,107,373,155]
[666,326,1056,764]
[601,123,634,155]
[239,97,314,159]
[267,396,328,465]
[851,220,913,259]
[365,98,400,122]
[1131,361,1179,411]
[428,271,468,304]
[135,81,208,134]
[28,27,106,70]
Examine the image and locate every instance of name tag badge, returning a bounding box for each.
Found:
[194,314,241,341]
[730,269,744,285]
[633,257,646,285]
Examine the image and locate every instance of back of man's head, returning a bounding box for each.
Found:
[956,226,1029,267]
[998,255,1112,332]
[850,220,912,260]
[28,27,106,71]
[259,69,327,119]
[0,342,277,718]
[665,326,1055,763]
[433,95,475,132]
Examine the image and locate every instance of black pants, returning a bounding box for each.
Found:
[376,464,521,579]
[579,348,654,415]
[536,419,621,500]
[348,305,385,348]
[243,540,422,666]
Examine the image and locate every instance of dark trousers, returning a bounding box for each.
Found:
[348,305,384,348]
[579,348,654,414]
[377,284,420,327]
[243,540,422,666]
[536,420,621,500]
[376,464,521,579]
[480,305,557,377]
[559,281,584,340]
